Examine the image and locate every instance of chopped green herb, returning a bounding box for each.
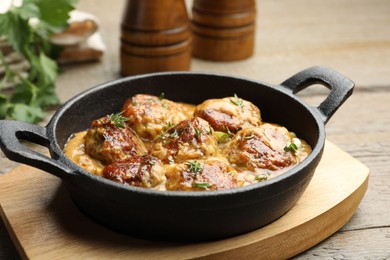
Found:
[158,129,178,145]
[225,127,234,137]
[108,111,129,129]
[284,138,302,153]
[158,92,165,100]
[157,131,166,140]
[186,160,202,175]
[166,121,174,128]
[255,173,269,182]
[244,129,255,140]
[169,130,178,138]
[193,182,212,189]
[284,142,298,153]
[161,101,169,109]
[194,127,201,138]
[215,131,230,143]
[230,94,244,110]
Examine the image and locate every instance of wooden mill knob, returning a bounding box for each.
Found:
[120,0,192,76]
[192,0,256,61]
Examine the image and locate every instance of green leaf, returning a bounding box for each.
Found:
[0,0,78,122]
[38,52,58,83]
[214,131,230,143]
[108,112,129,129]
[35,84,60,107]
[11,81,35,105]
[193,182,213,189]
[36,0,76,32]
[284,138,302,153]
[0,12,32,52]
[0,95,11,119]
[18,2,40,20]
[255,173,269,182]
[23,50,58,87]
[185,160,202,175]
[230,93,244,110]
[9,103,46,123]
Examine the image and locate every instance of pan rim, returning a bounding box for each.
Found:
[48,71,325,198]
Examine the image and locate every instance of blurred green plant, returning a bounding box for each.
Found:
[0,0,78,123]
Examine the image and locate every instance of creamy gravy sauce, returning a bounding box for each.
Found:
[64,101,312,189]
[64,126,311,189]
[64,131,290,188]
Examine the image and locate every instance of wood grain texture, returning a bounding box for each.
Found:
[296,228,390,259]
[54,0,390,102]
[120,0,192,75]
[192,0,256,61]
[293,91,390,259]
[0,141,369,259]
[194,0,390,88]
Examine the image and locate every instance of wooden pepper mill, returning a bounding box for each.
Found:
[120,0,192,76]
[192,0,256,61]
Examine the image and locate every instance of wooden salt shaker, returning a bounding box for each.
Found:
[192,0,256,61]
[120,0,192,76]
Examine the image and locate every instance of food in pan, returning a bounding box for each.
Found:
[194,95,262,133]
[64,93,311,191]
[121,94,191,139]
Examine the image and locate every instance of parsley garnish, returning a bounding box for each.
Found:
[244,129,255,140]
[193,182,212,189]
[284,142,298,153]
[230,94,244,110]
[108,111,129,129]
[166,121,174,128]
[186,160,202,175]
[255,173,269,182]
[158,92,165,100]
[194,127,201,138]
[284,138,302,153]
[225,127,234,137]
[0,0,77,123]
[169,130,178,138]
[214,131,230,143]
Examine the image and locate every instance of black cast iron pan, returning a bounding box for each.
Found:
[0,66,354,241]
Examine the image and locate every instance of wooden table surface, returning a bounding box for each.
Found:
[1,0,389,259]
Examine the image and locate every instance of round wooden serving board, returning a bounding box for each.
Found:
[0,141,369,259]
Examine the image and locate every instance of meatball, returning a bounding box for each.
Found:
[84,113,147,165]
[165,159,244,191]
[223,123,307,172]
[194,95,261,133]
[121,94,189,140]
[150,117,218,164]
[103,155,165,188]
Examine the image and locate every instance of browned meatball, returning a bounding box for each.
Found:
[121,94,190,140]
[150,117,218,164]
[165,159,244,191]
[223,123,309,172]
[194,95,262,133]
[103,155,165,188]
[84,113,147,165]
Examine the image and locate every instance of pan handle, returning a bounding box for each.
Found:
[280,66,354,124]
[0,120,74,180]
